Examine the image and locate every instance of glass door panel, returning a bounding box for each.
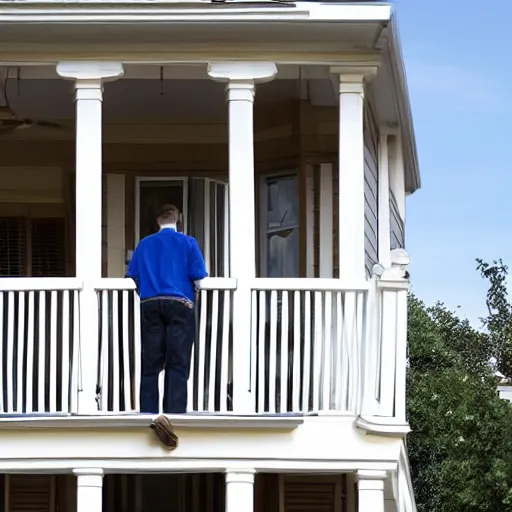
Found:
[137,180,185,242]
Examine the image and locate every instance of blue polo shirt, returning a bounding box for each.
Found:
[127,228,208,303]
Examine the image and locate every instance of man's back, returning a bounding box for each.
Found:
[127,228,207,302]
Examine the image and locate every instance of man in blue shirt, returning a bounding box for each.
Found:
[127,204,207,418]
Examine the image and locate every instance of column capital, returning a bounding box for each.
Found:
[356,470,387,490]
[330,64,378,94]
[207,62,277,84]
[57,62,124,101]
[73,468,104,478]
[73,468,104,488]
[56,61,124,82]
[225,469,256,484]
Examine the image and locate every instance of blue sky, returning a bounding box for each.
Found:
[396,0,512,324]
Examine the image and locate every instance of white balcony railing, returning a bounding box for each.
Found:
[249,279,368,415]
[94,277,236,414]
[0,267,408,423]
[0,278,81,415]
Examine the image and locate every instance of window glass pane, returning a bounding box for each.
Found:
[268,228,298,277]
[264,175,299,278]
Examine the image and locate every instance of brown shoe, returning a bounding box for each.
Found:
[150,415,179,450]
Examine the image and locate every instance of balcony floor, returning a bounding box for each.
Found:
[0,412,306,430]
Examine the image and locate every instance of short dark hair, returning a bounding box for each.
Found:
[156,204,179,226]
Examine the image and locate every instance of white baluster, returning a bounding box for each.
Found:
[279,291,289,413]
[49,291,58,412]
[292,291,301,412]
[220,290,231,412]
[26,291,35,413]
[121,290,131,410]
[268,290,278,413]
[61,290,70,412]
[6,291,15,412]
[208,290,219,411]
[16,292,26,413]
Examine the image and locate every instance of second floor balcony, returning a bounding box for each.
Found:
[0,60,412,435]
[0,261,408,433]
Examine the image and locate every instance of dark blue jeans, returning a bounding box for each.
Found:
[140,299,195,414]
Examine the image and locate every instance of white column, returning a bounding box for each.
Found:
[57,62,124,413]
[74,468,104,512]
[330,65,377,282]
[357,470,386,512]
[225,469,255,512]
[378,130,391,269]
[208,62,277,413]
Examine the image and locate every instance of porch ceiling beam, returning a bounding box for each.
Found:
[0,64,344,81]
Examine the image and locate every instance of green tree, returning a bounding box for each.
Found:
[477,259,512,380]
[407,293,512,512]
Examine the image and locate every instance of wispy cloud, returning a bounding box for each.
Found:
[404,60,506,113]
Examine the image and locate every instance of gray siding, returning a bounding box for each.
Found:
[363,103,379,274]
[390,189,405,250]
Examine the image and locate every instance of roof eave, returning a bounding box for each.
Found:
[387,12,421,194]
[0,1,393,24]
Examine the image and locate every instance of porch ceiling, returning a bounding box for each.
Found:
[2,78,298,124]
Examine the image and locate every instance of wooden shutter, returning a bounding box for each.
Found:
[30,218,66,277]
[282,477,343,512]
[6,475,55,512]
[0,218,27,276]
[0,217,66,278]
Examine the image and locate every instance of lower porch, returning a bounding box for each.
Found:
[0,470,407,512]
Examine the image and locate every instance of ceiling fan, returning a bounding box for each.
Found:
[0,68,67,133]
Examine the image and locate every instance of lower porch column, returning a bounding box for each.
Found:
[330,65,378,282]
[74,468,104,512]
[357,470,386,512]
[57,62,124,413]
[225,469,255,512]
[208,62,277,413]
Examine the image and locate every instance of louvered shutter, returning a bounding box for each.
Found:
[30,218,66,277]
[0,218,27,276]
[283,478,341,512]
[6,475,55,512]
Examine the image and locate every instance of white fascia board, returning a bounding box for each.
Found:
[387,13,421,193]
[305,2,392,22]
[0,2,392,24]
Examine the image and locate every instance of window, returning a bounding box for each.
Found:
[260,174,299,278]
[0,217,66,277]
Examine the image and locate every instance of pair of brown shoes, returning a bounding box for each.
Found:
[150,415,178,449]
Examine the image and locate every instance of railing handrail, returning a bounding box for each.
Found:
[94,276,238,291]
[0,277,83,292]
[249,277,370,292]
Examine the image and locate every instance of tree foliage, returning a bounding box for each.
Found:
[407,260,512,512]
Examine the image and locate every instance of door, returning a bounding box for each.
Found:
[135,177,229,277]
[136,178,187,244]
